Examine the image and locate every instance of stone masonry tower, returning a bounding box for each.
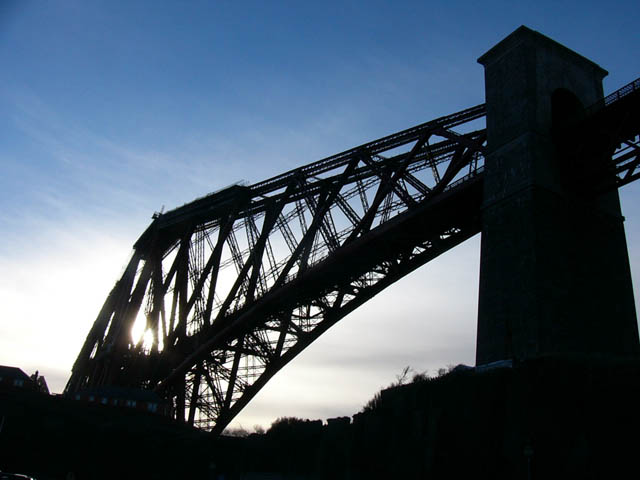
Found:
[476,26,639,364]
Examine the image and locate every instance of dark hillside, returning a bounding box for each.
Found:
[1,355,639,479]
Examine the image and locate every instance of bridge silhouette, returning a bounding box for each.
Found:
[65,26,640,434]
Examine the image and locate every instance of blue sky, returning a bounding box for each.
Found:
[1,1,639,429]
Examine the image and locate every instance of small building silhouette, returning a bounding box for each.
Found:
[0,365,37,391]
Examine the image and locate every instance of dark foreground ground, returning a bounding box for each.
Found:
[1,355,639,479]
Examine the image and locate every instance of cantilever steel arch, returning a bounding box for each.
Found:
[66,74,640,434]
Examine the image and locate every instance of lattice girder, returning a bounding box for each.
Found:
[66,104,487,431]
[65,77,640,433]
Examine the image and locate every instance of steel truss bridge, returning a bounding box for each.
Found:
[65,76,640,434]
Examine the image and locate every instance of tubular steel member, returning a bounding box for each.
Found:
[65,104,487,433]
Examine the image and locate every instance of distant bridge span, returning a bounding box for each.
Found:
[66,27,640,434]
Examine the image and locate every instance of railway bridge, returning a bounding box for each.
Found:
[65,26,640,434]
